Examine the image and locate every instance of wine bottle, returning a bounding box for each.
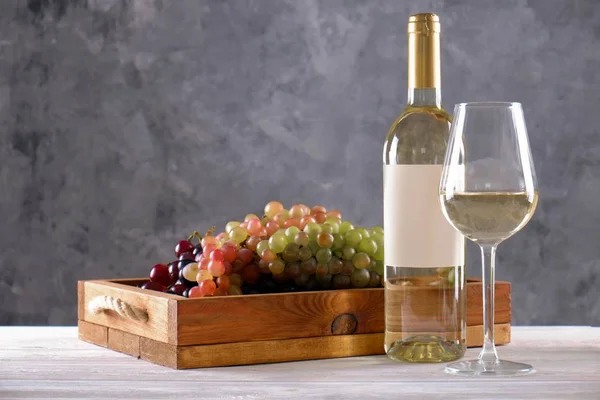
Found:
[382,13,466,363]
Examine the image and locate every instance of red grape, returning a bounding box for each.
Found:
[223,240,241,251]
[208,260,225,277]
[188,286,204,298]
[237,248,254,265]
[167,262,180,284]
[178,251,194,261]
[210,249,225,262]
[258,259,270,274]
[245,236,261,252]
[216,275,230,290]
[242,264,260,284]
[284,218,300,228]
[247,218,262,236]
[199,279,217,296]
[149,264,170,286]
[203,243,217,257]
[214,288,229,296]
[168,283,186,296]
[299,216,316,229]
[175,240,193,257]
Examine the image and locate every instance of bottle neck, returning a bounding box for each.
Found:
[407,87,441,108]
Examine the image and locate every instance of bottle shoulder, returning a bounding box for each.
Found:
[383,106,452,165]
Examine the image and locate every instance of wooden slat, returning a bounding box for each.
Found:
[466,281,511,326]
[78,320,107,347]
[77,281,85,321]
[108,328,140,358]
[81,280,178,344]
[135,324,510,369]
[176,288,384,346]
[140,337,178,369]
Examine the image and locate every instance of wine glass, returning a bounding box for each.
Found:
[439,102,538,376]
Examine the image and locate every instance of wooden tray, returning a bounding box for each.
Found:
[78,278,511,369]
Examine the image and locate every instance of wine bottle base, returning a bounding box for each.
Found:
[444,359,535,376]
[385,335,465,363]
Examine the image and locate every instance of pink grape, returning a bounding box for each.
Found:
[284,218,300,228]
[264,201,284,219]
[273,210,289,227]
[247,218,263,236]
[289,204,306,219]
[245,236,261,252]
[223,240,241,250]
[240,222,249,229]
[327,209,342,220]
[313,212,327,224]
[311,205,327,214]
[216,275,230,290]
[261,249,276,263]
[265,221,280,237]
[210,249,225,262]
[223,261,232,275]
[231,259,245,273]
[201,236,218,248]
[199,279,217,296]
[213,288,228,296]
[221,245,237,263]
[188,286,205,298]
[244,213,259,222]
[203,243,216,257]
[215,232,229,242]
[208,260,225,277]
[237,248,254,265]
[199,257,210,271]
[299,216,316,229]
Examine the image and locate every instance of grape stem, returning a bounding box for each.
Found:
[187,226,216,244]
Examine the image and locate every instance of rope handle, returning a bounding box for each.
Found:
[88,295,148,322]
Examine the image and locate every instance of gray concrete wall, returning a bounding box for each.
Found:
[1,0,598,325]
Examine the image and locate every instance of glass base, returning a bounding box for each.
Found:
[445,359,535,376]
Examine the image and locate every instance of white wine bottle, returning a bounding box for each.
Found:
[382,13,466,363]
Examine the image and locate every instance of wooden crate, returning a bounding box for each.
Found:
[78,278,511,369]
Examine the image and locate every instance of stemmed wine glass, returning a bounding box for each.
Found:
[439,102,538,376]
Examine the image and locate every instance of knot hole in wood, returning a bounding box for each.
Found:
[331,313,358,335]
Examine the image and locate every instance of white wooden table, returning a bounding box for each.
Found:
[1,326,599,399]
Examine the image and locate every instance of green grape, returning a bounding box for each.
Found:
[230,226,248,244]
[357,238,378,256]
[294,231,310,247]
[308,240,320,256]
[339,221,354,235]
[298,246,312,261]
[285,226,301,242]
[355,227,371,238]
[324,219,340,234]
[316,232,334,249]
[371,226,384,235]
[333,249,343,259]
[447,267,456,285]
[300,258,317,275]
[373,245,384,261]
[269,232,288,253]
[328,257,343,275]
[340,260,354,276]
[373,260,384,277]
[341,246,356,260]
[321,224,334,234]
[315,263,328,277]
[350,268,370,288]
[304,223,322,241]
[332,274,351,289]
[282,243,300,262]
[256,240,270,257]
[352,252,371,269]
[269,258,285,274]
[315,248,332,264]
[332,234,345,250]
[369,258,377,270]
[225,221,241,234]
[371,232,384,246]
[368,271,381,287]
[344,230,362,248]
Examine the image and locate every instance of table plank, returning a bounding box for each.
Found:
[1,326,599,399]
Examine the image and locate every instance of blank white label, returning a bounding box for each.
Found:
[383,164,464,267]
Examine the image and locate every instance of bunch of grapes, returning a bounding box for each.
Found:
[140,201,384,298]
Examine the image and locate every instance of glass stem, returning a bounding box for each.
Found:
[479,244,499,364]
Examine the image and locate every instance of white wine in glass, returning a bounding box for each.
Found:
[439,102,538,376]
